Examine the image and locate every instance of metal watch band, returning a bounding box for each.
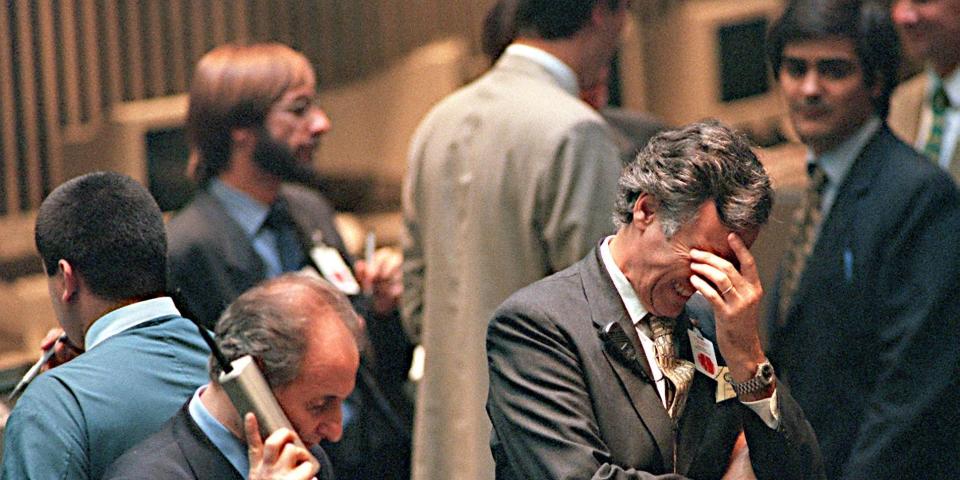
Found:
[729,360,775,396]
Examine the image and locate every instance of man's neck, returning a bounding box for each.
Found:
[218,156,281,205]
[201,382,245,440]
[513,37,598,90]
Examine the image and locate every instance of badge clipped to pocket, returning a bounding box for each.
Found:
[687,327,737,402]
[310,245,360,295]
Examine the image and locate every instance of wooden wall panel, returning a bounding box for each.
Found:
[0,0,497,217]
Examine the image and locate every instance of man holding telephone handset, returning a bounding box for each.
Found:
[106,273,361,479]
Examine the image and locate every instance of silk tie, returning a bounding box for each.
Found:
[647,315,695,419]
[923,82,949,162]
[262,198,305,272]
[777,165,827,327]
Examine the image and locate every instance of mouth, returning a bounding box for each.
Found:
[794,105,829,119]
[672,280,694,299]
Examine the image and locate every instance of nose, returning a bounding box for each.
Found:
[799,70,822,98]
[318,403,344,442]
[891,0,917,26]
[309,109,331,137]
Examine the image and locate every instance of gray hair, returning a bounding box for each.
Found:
[210,273,362,388]
[613,120,773,237]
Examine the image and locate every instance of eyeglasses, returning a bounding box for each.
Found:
[275,95,323,117]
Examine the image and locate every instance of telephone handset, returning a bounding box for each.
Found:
[193,322,320,473]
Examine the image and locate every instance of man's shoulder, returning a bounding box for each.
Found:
[418,66,605,140]
[279,183,333,212]
[166,191,226,252]
[868,127,955,191]
[494,256,589,319]
[103,409,201,479]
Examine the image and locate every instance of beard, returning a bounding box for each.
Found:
[251,127,323,186]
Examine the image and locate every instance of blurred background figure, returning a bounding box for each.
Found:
[889,0,960,179]
[403,1,629,478]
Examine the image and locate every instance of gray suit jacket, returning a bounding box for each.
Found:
[487,246,825,479]
[403,50,623,479]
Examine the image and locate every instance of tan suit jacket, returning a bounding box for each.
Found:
[402,50,621,480]
[889,73,960,181]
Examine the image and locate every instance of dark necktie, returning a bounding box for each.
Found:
[646,315,694,419]
[923,82,949,162]
[777,165,828,327]
[262,198,305,273]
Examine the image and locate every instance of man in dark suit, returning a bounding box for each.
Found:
[765,1,960,478]
[166,43,412,479]
[487,121,825,479]
[105,274,359,480]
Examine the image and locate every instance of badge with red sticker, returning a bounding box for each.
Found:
[687,328,719,378]
[310,245,360,295]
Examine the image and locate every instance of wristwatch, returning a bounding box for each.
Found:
[729,360,776,397]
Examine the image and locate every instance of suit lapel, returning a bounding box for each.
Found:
[193,190,267,283]
[172,404,244,480]
[582,247,675,471]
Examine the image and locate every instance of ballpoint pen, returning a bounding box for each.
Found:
[7,333,68,402]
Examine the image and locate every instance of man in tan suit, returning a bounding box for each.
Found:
[402,1,628,479]
[888,0,960,179]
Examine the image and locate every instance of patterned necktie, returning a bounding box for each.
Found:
[647,315,695,419]
[262,198,304,272]
[923,82,950,162]
[777,165,828,327]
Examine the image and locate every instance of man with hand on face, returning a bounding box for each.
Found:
[765,0,960,478]
[889,0,960,178]
[1,172,210,480]
[105,274,361,480]
[486,121,824,479]
[167,43,412,479]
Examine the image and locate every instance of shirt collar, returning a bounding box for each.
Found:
[599,236,649,327]
[188,386,249,477]
[807,116,881,187]
[927,65,960,108]
[84,297,180,350]
[209,179,271,238]
[503,43,579,97]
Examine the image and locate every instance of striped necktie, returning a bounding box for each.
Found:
[647,315,694,419]
[923,82,949,162]
[777,164,828,327]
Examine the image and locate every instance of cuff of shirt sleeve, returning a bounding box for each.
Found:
[740,388,780,430]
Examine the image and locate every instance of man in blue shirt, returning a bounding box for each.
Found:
[105,274,362,480]
[1,172,210,479]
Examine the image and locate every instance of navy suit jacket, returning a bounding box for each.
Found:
[487,245,825,479]
[766,125,960,479]
[104,403,334,480]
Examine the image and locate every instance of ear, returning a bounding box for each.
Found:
[631,193,657,228]
[57,260,80,303]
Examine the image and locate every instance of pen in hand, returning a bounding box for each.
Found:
[7,333,68,402]
[364,232,376,296]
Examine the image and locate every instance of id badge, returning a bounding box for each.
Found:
[688,328,737,402]
[310,245,360,295]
